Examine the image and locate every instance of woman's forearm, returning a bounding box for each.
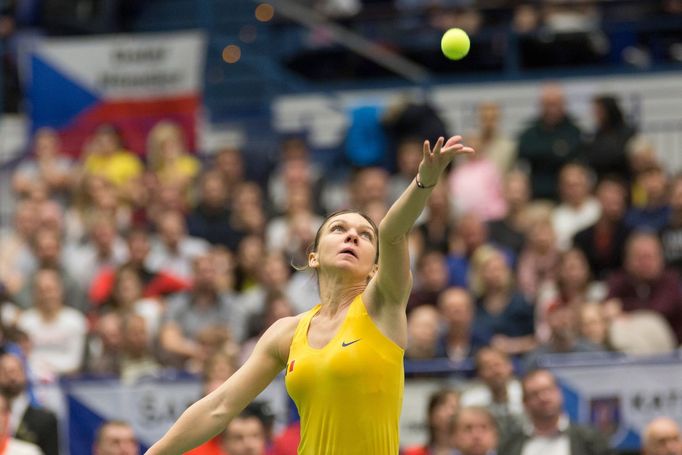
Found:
[380,177,435,242]
[146,387,232,455]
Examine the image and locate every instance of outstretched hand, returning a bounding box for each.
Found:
[417,135,475,187]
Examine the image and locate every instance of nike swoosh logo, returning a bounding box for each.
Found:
[342,339,361,347]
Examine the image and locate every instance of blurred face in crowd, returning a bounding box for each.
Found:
[354,167,389,207]
[223,416,267,455]
[670,178,682,213]
[418,251,448,292]
[396,139,423,176]
[215,148,244,183]
[123,315,149,358]
[579,303,608,347]
[523,370,564,424]
[14,202,38,238]
[639,168,668,204]
[94,422,140,455]
[114,268,143,307]
[456,214,487,254]
[259,253,291,289]
[200,172,228,208]
[476,348,513,392]
[626,234,664,281]
[478,101,500,132]
[34,228,62,265]
[540,84,566,126]
[559,249,590,290]
[505,171,531,209]
[158,211,186,248]
[407,306,440,358]
[547,304,577,343]
[126,231,151,265]
[644,417,682,455]
[34,269,64,313]
[559,165,591,207]
[596,180,627,222]
[34,128,61,160]
[94,127,123,156]
[528,219,555,254]
[429,390,459,438]
[0,354,27,398]
[193,255,217,292]
[97,313,123,351]
[452,408,499,455]
[91,219,117,253]
[480,252,511,293]
[438,288,473,331]
[426,183,450,219]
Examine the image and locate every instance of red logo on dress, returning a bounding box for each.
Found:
[288,360,295,373]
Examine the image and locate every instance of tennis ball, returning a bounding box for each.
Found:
[441,28,470,60]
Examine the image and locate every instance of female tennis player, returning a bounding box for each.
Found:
[146,135,474,455]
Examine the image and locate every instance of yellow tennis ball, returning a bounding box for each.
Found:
[441,28,470,60]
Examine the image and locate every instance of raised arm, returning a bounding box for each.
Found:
[146,317,296,455]
[366,136,473,308]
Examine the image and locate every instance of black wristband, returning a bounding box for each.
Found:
[415,175,436,189]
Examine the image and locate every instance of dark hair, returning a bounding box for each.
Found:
[311,209,380,264]
[95,420,136,446]
[451,406,498,434]
[426,388,459,446]
[593,95,625,130]
[521,368,557,398]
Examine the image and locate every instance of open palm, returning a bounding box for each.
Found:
[418,135,475,186]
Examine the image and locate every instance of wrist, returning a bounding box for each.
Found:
[415,175,437,189]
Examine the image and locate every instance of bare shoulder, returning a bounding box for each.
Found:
[259,315,303,364]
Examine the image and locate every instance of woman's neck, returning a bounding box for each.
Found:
[318,275,366,317]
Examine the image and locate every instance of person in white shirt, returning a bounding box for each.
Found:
[16,268,87,379]
[552,163,601,250]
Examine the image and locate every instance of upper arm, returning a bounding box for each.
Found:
[212,317,295,418]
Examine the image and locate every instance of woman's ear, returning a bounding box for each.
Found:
[308,251,319,269]
[368,264,379,280]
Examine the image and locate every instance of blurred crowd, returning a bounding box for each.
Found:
[1,81,682,453]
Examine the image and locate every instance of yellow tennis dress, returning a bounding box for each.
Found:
[285,294,404,454]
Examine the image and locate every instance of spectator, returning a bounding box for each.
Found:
[410,182,452,262]
[552,163,601,250]
[213,147,246,201]
[240,291,295,364]
[499,369,613,455]
[471,101,516,175]
[577,303,611,349]
[222,404,271,455]
[229,182,267,238]
[660,174,682,274]
[146,120,200,193]
[460,348,524,439]
[626,136,660,207]
[642,417,682,455]
[534,248,607,343]
[63,216,128,290]
[581,95,636,183]
[187,170,243,250]
[405,305,441,360]
[16,269,88,379]
[82,312,123,376]
[0,393,41,455]
[81,124,143,200]
[93,420,140,455]
[524,303,604,371]
[349,167,390,215]
[234,235,266,293]
[573,176,630,279]
[403,388,459,455]
[12,128,75,204]
[448,135,507,222]
[451,407,499,455]
[606,232,682,343]
[436,288,489,363]
[0,202,38,295]
[408,250,450,313]
[488,170,531,258]
[89,228,189,306]
[517,83,583,201]
[265,184,323,268]
[446,213,492,288]
[120,314,162,384]
[159,255,244,369]
[0,353,59,455]
[516,218,561,302]
[13,226,87,311]
[388,138,423,204]
[625,165,671,231]
[470,247,536,356]
[149,210,211,280]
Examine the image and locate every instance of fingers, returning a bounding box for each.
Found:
[423,140,431,157]
[444,135,462,148]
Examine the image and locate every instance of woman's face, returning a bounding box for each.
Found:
[560,250,589,288]
[481,253,509,290]
[430,393,459,433]
[115,270,142,305]
[311,213,378,281]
